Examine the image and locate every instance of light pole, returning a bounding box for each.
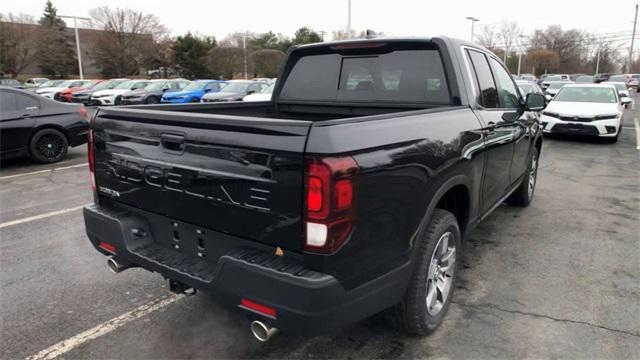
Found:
[347,0,352,39]
[517,35,528,76]
[466,17,479,42]
[60,15,90,80]
[242,32,248,79]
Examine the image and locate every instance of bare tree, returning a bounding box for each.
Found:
[250,49,285,77]
[332,28,356,41]
[526,48,560,75]
[499,21,521,63]
[88,7,168,76]
[476,24,499,49]
[206,47,247,79]
[0,13,39,78]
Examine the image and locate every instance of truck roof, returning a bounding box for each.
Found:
[293,36,488,53]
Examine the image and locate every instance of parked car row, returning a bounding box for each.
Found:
[8,77,277,106]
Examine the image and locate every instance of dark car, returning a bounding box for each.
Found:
[71,79,130,106]
[595,73,612,83]
[0,86,88,163]
[200,80,268,102]
[84,37,544,339]
[120,79,191,105]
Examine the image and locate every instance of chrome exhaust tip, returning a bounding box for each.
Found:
[250,320,278,342]
[107,257,129,274]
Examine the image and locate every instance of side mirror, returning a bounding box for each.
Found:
[525,93,546,111]
[247,90,256,95]
[204,88,212,93]
[162,87,170,92]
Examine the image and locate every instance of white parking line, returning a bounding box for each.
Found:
[0,163,88,180]
[0,204,89,229]
[26,294,183,360]
[635,117,640,150]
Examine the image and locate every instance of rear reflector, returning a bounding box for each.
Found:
[88,130,96,192]
[240,298,276,318]
[98,241,116,254]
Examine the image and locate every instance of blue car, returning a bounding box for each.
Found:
[161,80,227,103]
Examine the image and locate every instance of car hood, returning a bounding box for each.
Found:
[545,101,620,116]
[36,86,66,93]
[163,90,201,98]
[243,93,272,102]
[202,92,243,100]
[93,89,130,96]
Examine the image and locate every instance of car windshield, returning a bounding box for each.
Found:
[609,75,626,82]
[115,81,135,89]
[519,84,533,93]
[39,80,58,87]
[145,81,169,91]
[182,82,208,91]
[554,87,617,103]
[221,82,251,93]
[90,81,114,91]
[545,76,562,82]
[548,82,570,89]
[80,81,97,89]
[57,80,73,87]
[576,76,594,82]
[261,83,275,94]
[610,83,626,91]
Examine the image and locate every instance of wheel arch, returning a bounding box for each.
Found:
[28,124,71,152]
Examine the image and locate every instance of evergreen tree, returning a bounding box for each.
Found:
[36,0,77,77]
[174,33,216,78]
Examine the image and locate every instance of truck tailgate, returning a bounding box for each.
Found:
[91,108,311,251]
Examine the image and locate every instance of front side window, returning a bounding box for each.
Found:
[488,57,520,109]
[467,50,499,108]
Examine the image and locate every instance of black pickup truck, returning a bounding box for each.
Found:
[83,37,545,340]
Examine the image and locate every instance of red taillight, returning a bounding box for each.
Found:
[304,156,358,254]
[240,298,276,318]
[88,129,96,192]
[98,241,116,254]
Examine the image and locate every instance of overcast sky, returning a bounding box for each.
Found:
[3,0,638,46]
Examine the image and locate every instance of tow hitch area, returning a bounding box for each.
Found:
[169,279,196,296]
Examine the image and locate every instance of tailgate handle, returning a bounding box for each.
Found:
[161,133,186,153]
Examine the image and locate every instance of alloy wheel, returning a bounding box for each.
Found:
[425,232,456,316]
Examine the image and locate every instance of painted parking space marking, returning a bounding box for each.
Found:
[0,204,89,229]
[0,163,88,180]
[635,117,640,150]
[25,294,183,360]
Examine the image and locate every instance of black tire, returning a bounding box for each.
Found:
[190,97,200,103]
[506,147,539,207]
[114,95,122,105]
[29,128,68,163]
[145,96,159,104]
[385,209,461,335]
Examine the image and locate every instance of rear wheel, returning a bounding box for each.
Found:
[385,209,460,335]
[145,96,159,104]
[506,147,539,207]
[29,128,68,163]
[190,97,200,103]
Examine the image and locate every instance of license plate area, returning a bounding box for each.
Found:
[166,221,211,259]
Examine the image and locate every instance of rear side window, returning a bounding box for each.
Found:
[0,91,17,112]
[466,50,499,108]
[16,93,39,110]
[205,82,220,91]
[280,46,450,104]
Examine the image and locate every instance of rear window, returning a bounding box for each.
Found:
[279,45,450,104]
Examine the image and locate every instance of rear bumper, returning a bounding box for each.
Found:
[83,203,409,335]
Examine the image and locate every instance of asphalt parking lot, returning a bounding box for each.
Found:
[1,101,639,359]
